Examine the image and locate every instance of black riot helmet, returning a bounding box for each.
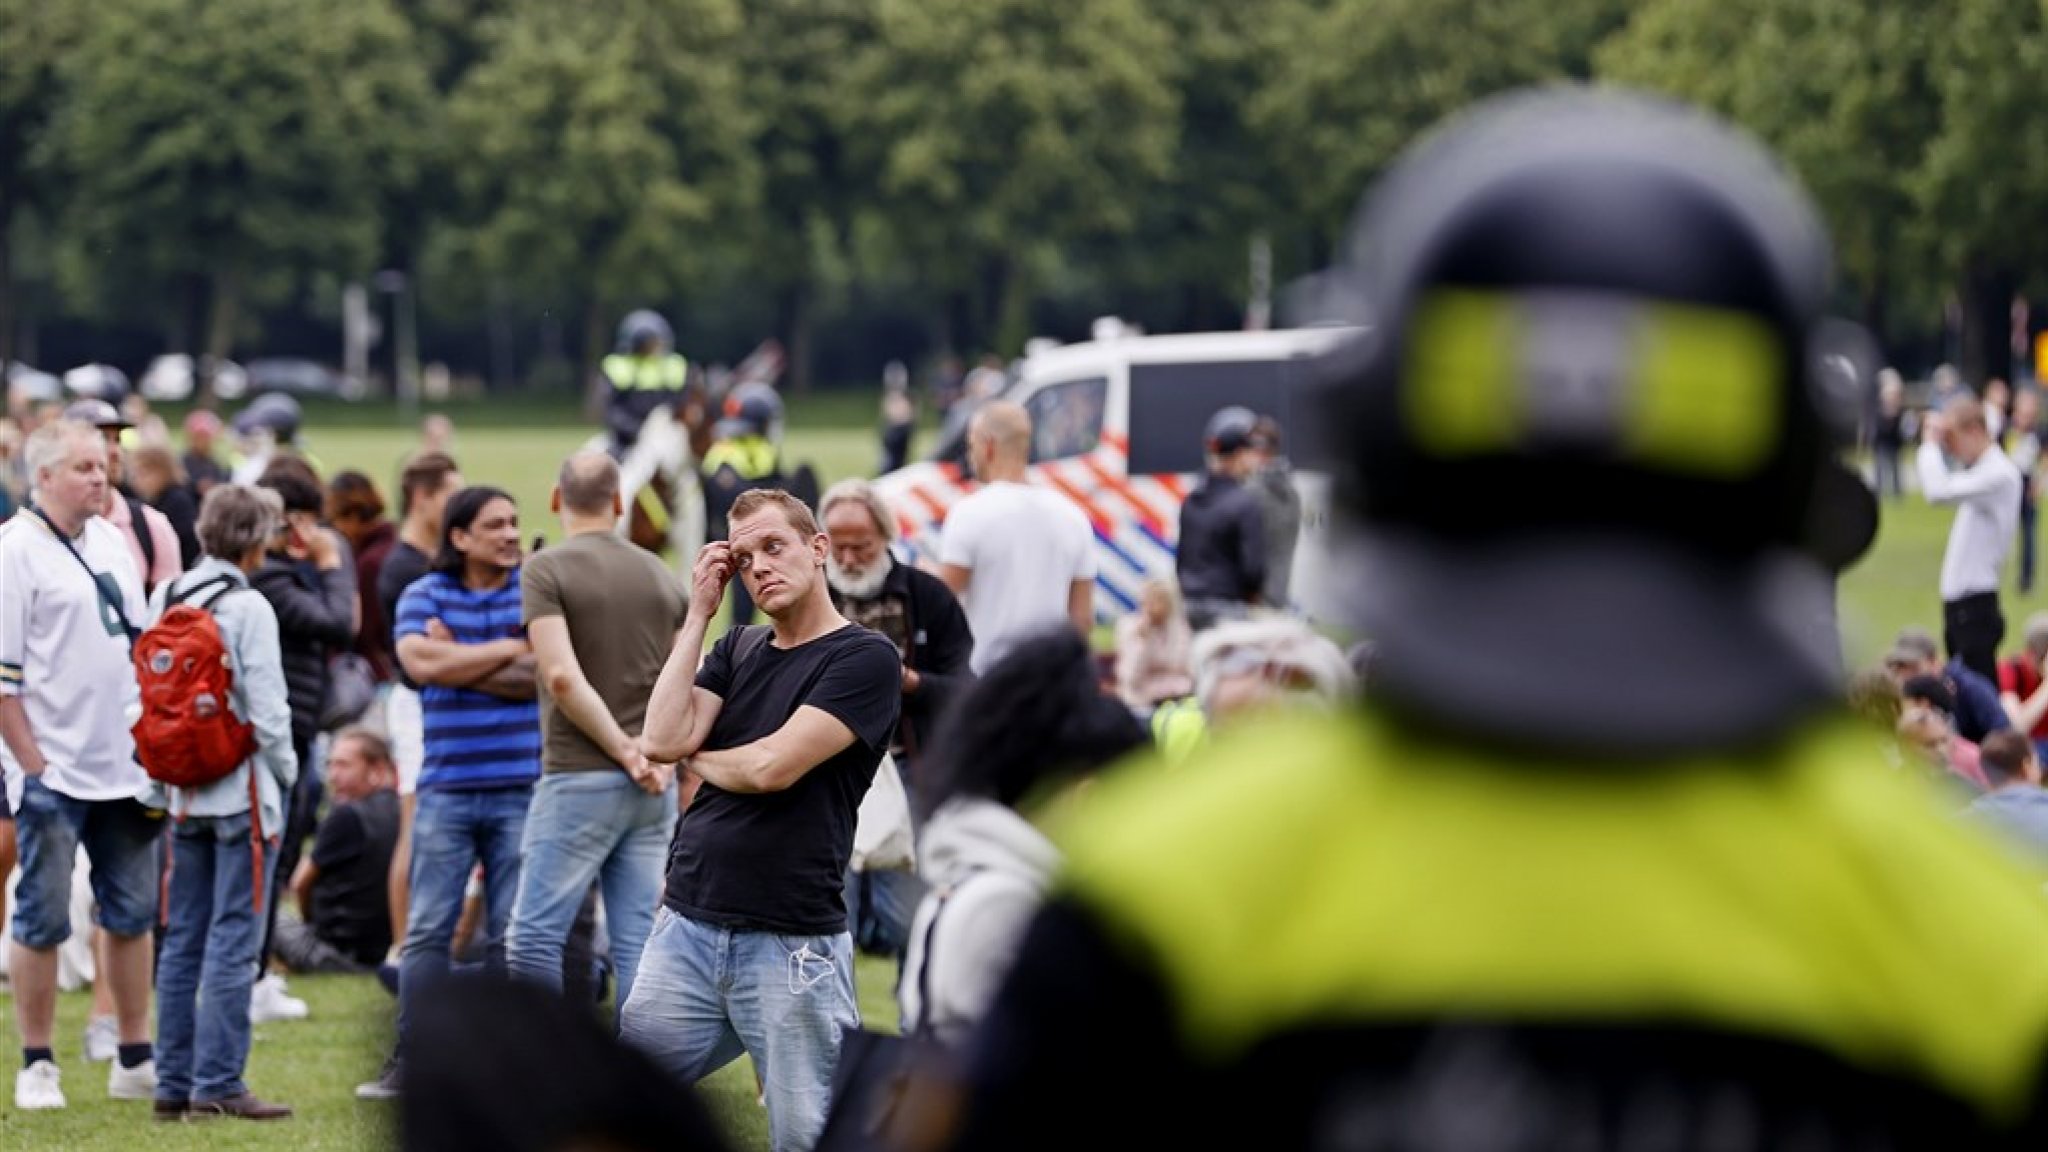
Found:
[615,309,674,356]
[1305,87,1877,756]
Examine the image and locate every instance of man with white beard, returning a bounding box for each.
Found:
[817,480,975,813]
[818,479,974,965]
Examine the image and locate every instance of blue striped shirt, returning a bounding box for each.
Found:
[394,570,540,792]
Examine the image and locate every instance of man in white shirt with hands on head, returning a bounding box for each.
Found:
[938,400,1097,673]
[621,488,899,1152]
[0,419,161,1111]
[1921,392,2024,682]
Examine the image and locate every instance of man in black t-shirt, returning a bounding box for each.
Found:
[623,489,899,1152]
[277,729,401,972]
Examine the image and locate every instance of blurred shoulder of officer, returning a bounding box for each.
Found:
[601,309,689,458]
[937,87,2048,1149]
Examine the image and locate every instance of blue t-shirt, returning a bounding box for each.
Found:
[394,570,540,792]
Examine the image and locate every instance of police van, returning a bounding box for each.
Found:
[872,323,1360,624]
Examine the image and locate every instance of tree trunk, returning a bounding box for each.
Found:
[0,204,14,371]
[1959,261,2015,387]
[993,258,1032,359]
[199,268,241,408]
[581,297,609,419]
[781,282,815,394]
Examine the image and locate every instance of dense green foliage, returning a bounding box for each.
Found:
[4,0,2046,387]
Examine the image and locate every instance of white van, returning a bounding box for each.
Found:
[872,325,1360,625]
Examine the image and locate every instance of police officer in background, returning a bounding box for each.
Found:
[1174,406,1266,630]
[601,309,689,458]
[701,382,786,625]
[937,89,2048,1148]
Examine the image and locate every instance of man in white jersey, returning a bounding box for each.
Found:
[0,419,160,1110]
[1921,393,2023,683]
[938,400,1097,674]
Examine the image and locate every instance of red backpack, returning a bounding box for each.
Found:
[132,574,258,789]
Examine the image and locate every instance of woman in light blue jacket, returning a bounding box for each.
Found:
[145,483,298,1122]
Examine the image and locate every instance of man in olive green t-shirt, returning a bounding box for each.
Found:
[505,451,688,1018]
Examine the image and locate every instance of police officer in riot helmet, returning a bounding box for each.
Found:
[931,88,2048,1150]
[602,309,689,457]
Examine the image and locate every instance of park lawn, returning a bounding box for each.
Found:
[0,951,903,1150]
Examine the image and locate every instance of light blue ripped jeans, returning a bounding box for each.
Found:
[619,906,859,1152]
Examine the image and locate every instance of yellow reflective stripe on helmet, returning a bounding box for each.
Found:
[1403,290,1522,457]
[1627,301,1782,476]
[1403,290,1783,477]
[1055,712,2048,1122]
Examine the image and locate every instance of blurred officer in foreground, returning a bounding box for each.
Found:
[940,88,2048,1148]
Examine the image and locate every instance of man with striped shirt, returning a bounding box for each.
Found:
[359,485,538,1101]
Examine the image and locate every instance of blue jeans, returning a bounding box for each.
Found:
[505,771,675,1018]
[844,865,926,959]
[10,776,161,948]
[156,812,274,1103]
[620,908,858,1152]
[397,785,531,1049]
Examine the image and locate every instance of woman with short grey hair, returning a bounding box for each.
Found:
[145,482,299,1121]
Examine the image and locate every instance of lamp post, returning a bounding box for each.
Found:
[374,269,419,424]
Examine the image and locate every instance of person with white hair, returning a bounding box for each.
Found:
[1149,617,1355,763]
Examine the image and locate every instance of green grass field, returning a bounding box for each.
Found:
[1,401,2036,1149]
[0,948,902,1150]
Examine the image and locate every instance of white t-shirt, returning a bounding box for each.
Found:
[0,511,148,810]
[1918,440,2023,600]
[939,480,1097,674]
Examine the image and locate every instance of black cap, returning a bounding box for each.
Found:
[1204,406,1257,455]
[63,398,130,430]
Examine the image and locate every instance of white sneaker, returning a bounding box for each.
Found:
[107,1057,158,1100]
[82,1015,119,1063]
[15,1059,65,1110]
[250,973,309,1023]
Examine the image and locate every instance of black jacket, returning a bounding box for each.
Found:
[253,544,358,751]
[831,558,974,778]
[1175,472,1266,605]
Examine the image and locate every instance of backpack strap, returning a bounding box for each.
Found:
[28,504,136,642]
[124,495,158,592]
[167,573,242,611]
[734,623,773,668]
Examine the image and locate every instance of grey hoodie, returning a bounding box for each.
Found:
[899,797,1061,1048]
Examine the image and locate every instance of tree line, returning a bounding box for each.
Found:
[3,0,2044,394]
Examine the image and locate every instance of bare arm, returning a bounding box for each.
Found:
[291,858,318,923]
[396,632,527,688]
[530,615,635,770]
[469,653,538,701]
[0,696,46,777]
[939,563,972,598]
[641,542,732,764]
[1067,579,1095,637]
[685,705,860,794]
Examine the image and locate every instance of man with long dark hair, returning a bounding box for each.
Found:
[359,486,538,1101]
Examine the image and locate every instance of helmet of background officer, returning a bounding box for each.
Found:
[1300,86,1875,757]
[615,309,674,357]
[233,391,303,443]
[1203,405,1259,479]
[721,381,783,441]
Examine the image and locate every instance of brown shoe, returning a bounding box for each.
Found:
[190,1092,293,1121]
[152,1099,189,1123]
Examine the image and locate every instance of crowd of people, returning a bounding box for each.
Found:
[8,85,2048,1151]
